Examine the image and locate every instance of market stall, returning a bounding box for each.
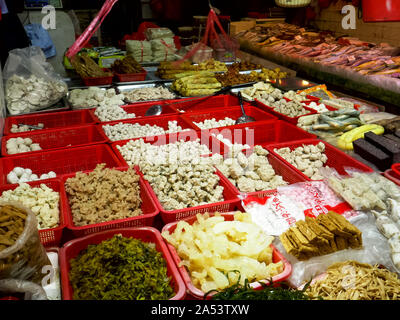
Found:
[2,2,400,303]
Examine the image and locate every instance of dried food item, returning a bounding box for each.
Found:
[228,61,262,72]
[364,132,400,164]
[68,87,125,110]
[193,117,236,129]
[142,160,224,210]
[280,211,362,261]
[151,37,178,62]
[10,123,44,133]
[116,138,212,167]
[0,183,60,230]
[6,137,42,155]
[123,86,175,103]
[269,99,310,118]
[156,60,196,79]
[94,104,134,122]
[353,139,390,171]
[102,120,191,141]
[172,71,222,96]
[126,40,152,63]
[111,56,142,74]
[65,164,142,227]
[69,234,174,300]
[162,212,284,293]
[274,142,328,180]
[0,205,27,251]
[306,261,400,300]
[6,74,67,115]
[0,202,51,284]
[7,167,56,184]
[196,59,228,72]
[216,146,288,193]
[71,54,112,78]
[215,69,255,87]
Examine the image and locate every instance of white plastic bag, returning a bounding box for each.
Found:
[0,279,48,300]
[3,46,67,115]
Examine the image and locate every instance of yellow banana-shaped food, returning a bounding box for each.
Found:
[337,124,384,150]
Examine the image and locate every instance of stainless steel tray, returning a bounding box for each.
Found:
[116,82,182,103]
[230,86,256,102]
[6,96,71,116]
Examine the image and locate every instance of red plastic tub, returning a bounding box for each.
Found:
[206,120,316,154]
[217,151,308,198]
[81,75,113,86]
[100,115,196,143]
[59,227,186,300]
[62,168,159,238]
[362,0,400,22]
[171,95,250,113]
[161,212,292,300]
[383,169,400,186]
[1,125,108,157]
[0,144,124,185]
[145,170,240,224]
[0,179,67,247]
[266,139,374,180]
[4,109,97,136]
[254,99,317,125]
[110,131,226,167]
[114,68,147,82]
[89,103,178,123]
[182,106,277,130]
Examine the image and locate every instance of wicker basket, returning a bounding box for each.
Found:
[275,0,311,7]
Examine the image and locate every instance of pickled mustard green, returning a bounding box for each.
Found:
[69,234,174,300]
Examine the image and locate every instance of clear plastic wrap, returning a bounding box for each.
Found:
[0,279,48,300]
[275,211,400,288]
[0,201,51,284]
[3,47,67,115]
[145,27,174,40]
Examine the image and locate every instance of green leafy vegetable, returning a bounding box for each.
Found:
[69,234,174,300]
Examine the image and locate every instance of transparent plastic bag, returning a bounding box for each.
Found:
[0,201,51,284]
[145,27,174,40]
[3,46,68,115]
[0,279,48,300]
[276,211,400,288]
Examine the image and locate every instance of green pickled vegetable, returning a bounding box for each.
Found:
[69,234,174,300]
[205,272,317,300]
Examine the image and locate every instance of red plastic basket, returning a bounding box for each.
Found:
[0,144,124,185]
[114,68,147,82]
[81,75,113,86]
[362,0,400,22]
[383,169,400,187]
[4,109,97,136]
[171,95,250,114]
[254,99,317,125]
[62,168,159,238]
[1,125,108,157]
[205,120,316,154]
[100,115,196,143]
[161,212,292,300]
[217,151,308,199]
[0,179,67,247]
[89,103,178,123]
[110,131,226,167]
[144,170,240,224]
[59,227,186,300]
[266,139,374,180]
[181,106,277,130]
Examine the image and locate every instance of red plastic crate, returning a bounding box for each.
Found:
[217,151,308,199]
[181,106,277,130]
[266,139,374,180]
[114,68,147,82]
[161,212,292,300]
[62,168,159,238]
[383,168,400,187]
[59,227,186,300]
[89,103,178,123]
[144,170,240,224]
[4,109,97,136]
[254,99,317,125]
[1,125,108,157]
[0,144,124,185]
[110,131,226,167]
[205,120,316,154]
[81,75,113,86]
[100,115,196,143]
[0,179,67,247]
[171,95,250,114]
